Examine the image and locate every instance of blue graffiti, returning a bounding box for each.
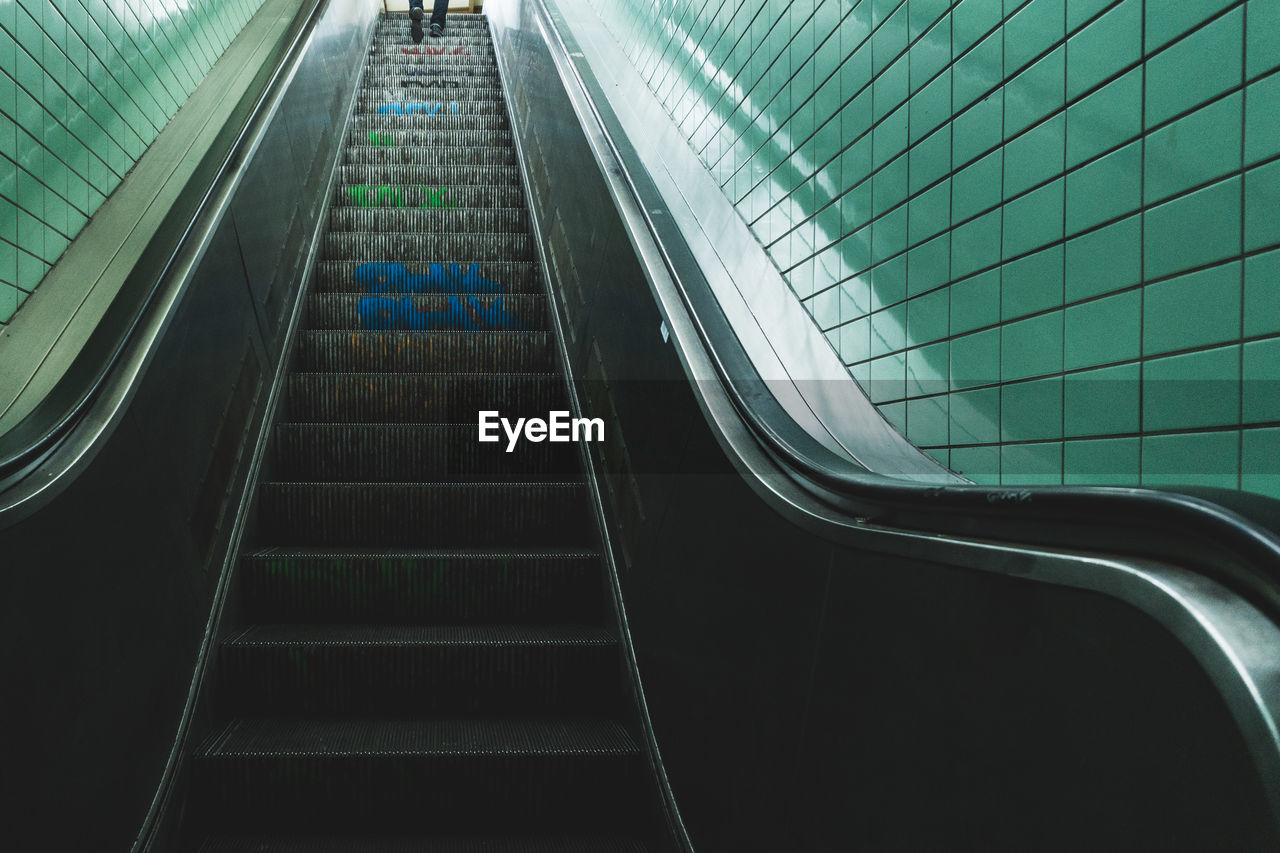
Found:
[376,101,460,116]
[357,294,522,331]
[355,262,502,294]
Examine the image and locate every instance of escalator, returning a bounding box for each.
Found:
[4,1,1280,850]
[181,14,659,852]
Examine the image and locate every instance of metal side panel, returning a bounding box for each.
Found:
[0,0,378,848]
[486,0,1280,850]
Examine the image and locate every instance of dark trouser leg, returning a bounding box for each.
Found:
[430,0,448,28]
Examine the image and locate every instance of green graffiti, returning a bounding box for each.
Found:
[368,131,394,146]
[346,184,459,209]
[423,186,457,209]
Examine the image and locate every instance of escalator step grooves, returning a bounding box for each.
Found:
[239,551,601,623]
[293,331,554,371]
[283,373,564,422]
[257,482,593,547]
[192,12,653,849]
[219,625,619,715]
[273,423,578,481]
[204,717,639,757]
[322,232,537,262]
[198,838,649,852]
[313,261,541,293]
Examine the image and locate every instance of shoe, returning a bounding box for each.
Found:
[409,7,423,21]
[430,22,443,38]
[411,20,423,43]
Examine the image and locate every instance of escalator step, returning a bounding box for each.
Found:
[239,550,602,623]
[198,837,648,852]
[351,115,510,133]
[328,207,529,233]
[194,717,643,832]
[363,72,503,89]
[293,331,554,372]
[322,232,536,262]
[257,482,593,547]
[273,423,578,481]
[313,261,541,294]
[305,293,547,332]
[283,373,563,422]
[220,624,619,714]
[338,163,520,185]
[343,146,517,166]
[356,98,507,116]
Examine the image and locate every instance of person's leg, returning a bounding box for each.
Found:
[409,0,424,42]
[429,0,448,31]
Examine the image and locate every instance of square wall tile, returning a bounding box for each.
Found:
[1143,431,1240,490]
[871,301,908,356]
[908,393,950,446]
[840,317,872,363]
[1064,288,1141,370]
[1002,310,1064,381]
[951,268,1001,334]
[907,340,951,396]
[954,0,1003,55]
[1065,362,1141,436]
[954,27,1003,110]
[951,207,1002,278]
[1003,178,1064,258]
[1003,244,1064,321]
[1001,441,1064,485]
[1248,0,1280,78]
[908,177,951,245]
[1066,140,1141,235]
[1143,344,1241,430]
[954,88,1004,163]
[952,386,1002,442]
[1245,71,1280,165]
[1244,249,1280,337]
[1067,0,1140,99]
[1002,375,1064,441]
[1144,93,1242,205]
[1065,214,1143,301]
[910,66,952,141]
[910,122,952,192]
[1004,113,1065,196]
[1143,176,1241,279]
[868,351,908,402]
[951,327,1002,389]
[952,148,1003,221]
[1144,7,1242,126]
[1063,436,1141,485]
[907,233,951,296]
[1245,159,1280,252]
[1005,46,1065,137]
[1243,427,1280,498]
[1145,0,1236,54]
[952,444,1001,483]
[907,287,949,345]
[1243,337,1280,423]
[1006,0,1065,77]
[1143,262,1242,356]
[910,13,951,89]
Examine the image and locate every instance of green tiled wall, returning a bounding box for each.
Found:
[589,0,1280,496]
[0,0,268,325]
